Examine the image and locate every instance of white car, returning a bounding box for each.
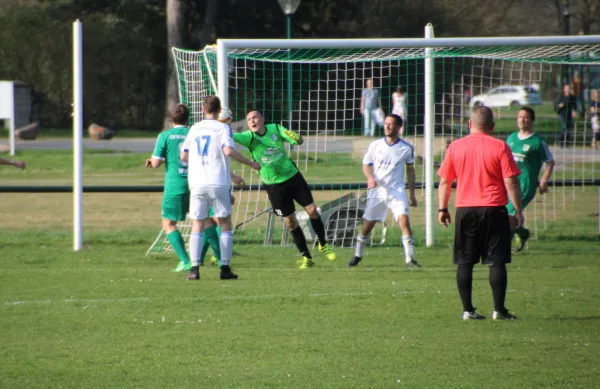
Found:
[470,85,542,108]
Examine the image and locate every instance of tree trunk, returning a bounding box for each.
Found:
[164,0,187,129]
[200,0,219,50]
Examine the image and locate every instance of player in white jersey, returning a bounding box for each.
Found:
[349,114,421,268]
[180,96,260,280]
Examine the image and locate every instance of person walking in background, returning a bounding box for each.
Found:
[554,84,577,148]
[392,86,407,136]
[437,106,523,321]
[360,78,381,137]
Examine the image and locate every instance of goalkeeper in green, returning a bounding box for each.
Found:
[234,110,337,269]
[506,107,555,251]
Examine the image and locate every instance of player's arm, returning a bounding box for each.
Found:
[230,172,245,188]
[362,164,377,189]
[147,134,165,168]
[0,157,25,169]
[436,147,455,227]
[278,125,303,146]
[406,163,417,207]
[501,143,524,227]
[223,146,260,171]
[538,142,555,194]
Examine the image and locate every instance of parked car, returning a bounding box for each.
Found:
[469,85,542,108]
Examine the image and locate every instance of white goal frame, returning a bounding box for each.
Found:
[214,26,600,247]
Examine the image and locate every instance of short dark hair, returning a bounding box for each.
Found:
[470,106,494,129]
[203,95,221,115]
[387,114,403,128]
[396,86,405,94]
[169,104,189,125]
[519,106,535,121]
[247,109,263,117]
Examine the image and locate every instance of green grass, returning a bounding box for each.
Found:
[1,127,158,139]
[0,230,599,388]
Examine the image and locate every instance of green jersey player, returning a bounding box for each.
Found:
[233,110,337,269]
[146,104,193,272]
[506,107,555,251]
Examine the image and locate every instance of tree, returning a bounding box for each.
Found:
[165,0,188,128]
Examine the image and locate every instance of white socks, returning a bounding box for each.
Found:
[402,235,414,263]
[354,234,369,258]
[220,231,233,266]
[190,232,203,266]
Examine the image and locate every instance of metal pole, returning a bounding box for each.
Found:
[424,23,435,247]
[73,20,83,251]
[563,1,571,85]
[286,14,293,145]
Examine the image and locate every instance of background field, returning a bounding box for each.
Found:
[0,145,599,388]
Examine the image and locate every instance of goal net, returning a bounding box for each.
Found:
[148,28,600,255]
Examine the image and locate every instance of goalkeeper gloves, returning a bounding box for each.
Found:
[283,129,300,144]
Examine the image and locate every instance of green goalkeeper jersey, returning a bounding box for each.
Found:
[506,131,553,196]
[152,126,189,195]
[233,124,299,185]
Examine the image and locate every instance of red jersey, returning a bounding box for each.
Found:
[437,132,521,207]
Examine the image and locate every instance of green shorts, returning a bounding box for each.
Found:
[162,192,190,221]
[506,189,536,215]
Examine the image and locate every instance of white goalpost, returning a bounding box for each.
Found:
[148,26,600,255]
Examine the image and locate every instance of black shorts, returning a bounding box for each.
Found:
[453,206,512,265]
[265,172,314,217]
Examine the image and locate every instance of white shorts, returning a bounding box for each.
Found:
[363,187,409,222]
[189,186,232,219]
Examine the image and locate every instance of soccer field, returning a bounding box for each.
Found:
[1,149,599,388]
[0,232,599,388]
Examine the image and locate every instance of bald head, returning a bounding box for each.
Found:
[469,106,495,133]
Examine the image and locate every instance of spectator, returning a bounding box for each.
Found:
[554,84,577,148]
[360,78,381,137]
[590,89,600,149]
[392,86,407,135]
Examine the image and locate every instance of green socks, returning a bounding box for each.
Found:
[167,230,190,264]
[201,225,221,265]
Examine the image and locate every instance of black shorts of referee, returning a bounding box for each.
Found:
[453,206,512,265]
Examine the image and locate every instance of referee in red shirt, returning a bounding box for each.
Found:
[437,106,523,321]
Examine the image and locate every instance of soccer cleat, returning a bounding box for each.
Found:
[210,256,221,268]
[318,243,337,261]
[219,265,239,280]
[515,229,530,252]
[297,257,314,269]
[173,261,192,272]
[348,256,362,267]
[405,259,422,268]
[492,310,518,320]
[462,310,486,321]
[186,266,200,280]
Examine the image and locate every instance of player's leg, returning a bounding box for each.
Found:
[508,182,534,252]
[200,210,221,267]
[348,219,377,267]
[162,192,192,272]
[454,207,485,320]
[349,194,386,267]
[292,173,336,261]
[482,207,517,320]
[212,186,238,280]
[267,181,313,269]
[369,109,376,137]
[391,193,421,267]
[187,190,211,280]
